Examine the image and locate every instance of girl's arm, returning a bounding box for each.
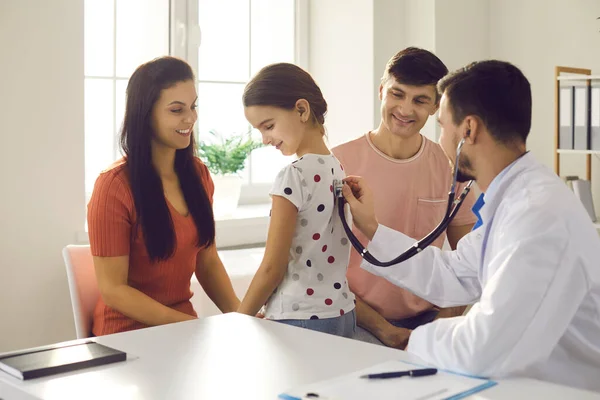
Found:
[195,244,241,313]
[237,195,298,316]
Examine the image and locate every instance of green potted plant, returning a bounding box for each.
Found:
[198,130,263,218]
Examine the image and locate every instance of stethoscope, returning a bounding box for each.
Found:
[334,138,473,267]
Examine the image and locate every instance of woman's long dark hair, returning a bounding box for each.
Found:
[120,56,215,262]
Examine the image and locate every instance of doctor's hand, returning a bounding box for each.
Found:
[342,176,379,240]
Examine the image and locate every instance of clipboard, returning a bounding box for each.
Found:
[279,360,496,400]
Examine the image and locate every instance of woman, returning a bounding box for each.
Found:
[88,56,240,336]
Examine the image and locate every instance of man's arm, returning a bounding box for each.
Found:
[365,225,482,306]
[436,223,475,318]
[343,176,482,306]
[446,224,473,251]
[355,296,411,349]
[344,175,585,377]
[408,212,582,377]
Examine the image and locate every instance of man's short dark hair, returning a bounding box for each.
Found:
[438,60,532,144]
[382,47,448,101]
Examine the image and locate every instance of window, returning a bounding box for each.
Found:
[85,0,306,206]
[182,0,304,203]
[84,0,169,195]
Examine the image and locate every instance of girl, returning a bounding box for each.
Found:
[237,63,356,337]
[88,56,240,335]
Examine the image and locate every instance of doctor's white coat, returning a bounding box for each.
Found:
[362,153,600,392]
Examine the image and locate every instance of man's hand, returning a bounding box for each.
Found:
[379,324,412,350]
[342,176,378,240]
[355,297,411,350]
[436,306,467,319]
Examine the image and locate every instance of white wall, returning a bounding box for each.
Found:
[373,0,406,127]
[398,0,489,141]
[309,0,491,145]
[489,0,600,209]
[404,0,436,52]
[308,0,375,147]
[0,0,84,352]
[435,0,490,72]
[432,0,490,141]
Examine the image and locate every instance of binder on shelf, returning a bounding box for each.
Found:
[591,84,600,150]
[559,86,575,149]
[573,84,590,150]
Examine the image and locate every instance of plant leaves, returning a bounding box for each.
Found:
[198,130,263,175]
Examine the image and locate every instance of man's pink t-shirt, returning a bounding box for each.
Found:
[332,133,477,320]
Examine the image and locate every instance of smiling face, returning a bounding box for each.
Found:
[379,77,438,139]
[244,103,307,156]
[151,79,198,150]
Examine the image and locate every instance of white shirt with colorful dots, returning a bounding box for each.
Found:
[264,153,356,320]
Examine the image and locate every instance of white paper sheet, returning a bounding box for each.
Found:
[279,360,496,400]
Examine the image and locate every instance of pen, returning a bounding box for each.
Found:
[360,368,438,379]
[301,393,339,400]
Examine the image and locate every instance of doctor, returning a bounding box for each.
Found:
[342,60,600,391]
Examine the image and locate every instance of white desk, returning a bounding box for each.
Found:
[0,314,598,400]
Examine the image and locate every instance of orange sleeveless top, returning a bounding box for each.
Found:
[87,158,214,336]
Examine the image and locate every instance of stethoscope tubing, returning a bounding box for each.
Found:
[335,139,473,267]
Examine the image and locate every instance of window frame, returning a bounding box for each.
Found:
[85,0,309,206]
[83,1,310,247]
[171,0,309,205]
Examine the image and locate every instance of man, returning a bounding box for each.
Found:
[342,60,600,391]
[332,47,476,348]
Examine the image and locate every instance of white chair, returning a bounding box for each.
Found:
[62,245,100,338]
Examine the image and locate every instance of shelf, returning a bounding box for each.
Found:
[557,75,600,81]
[557,149,600,155]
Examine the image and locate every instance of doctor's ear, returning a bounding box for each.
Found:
[463,116,482,142]
[463,128,477,145]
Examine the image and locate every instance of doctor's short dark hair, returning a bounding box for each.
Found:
[437,60,532,145]
[382,47,449,101]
